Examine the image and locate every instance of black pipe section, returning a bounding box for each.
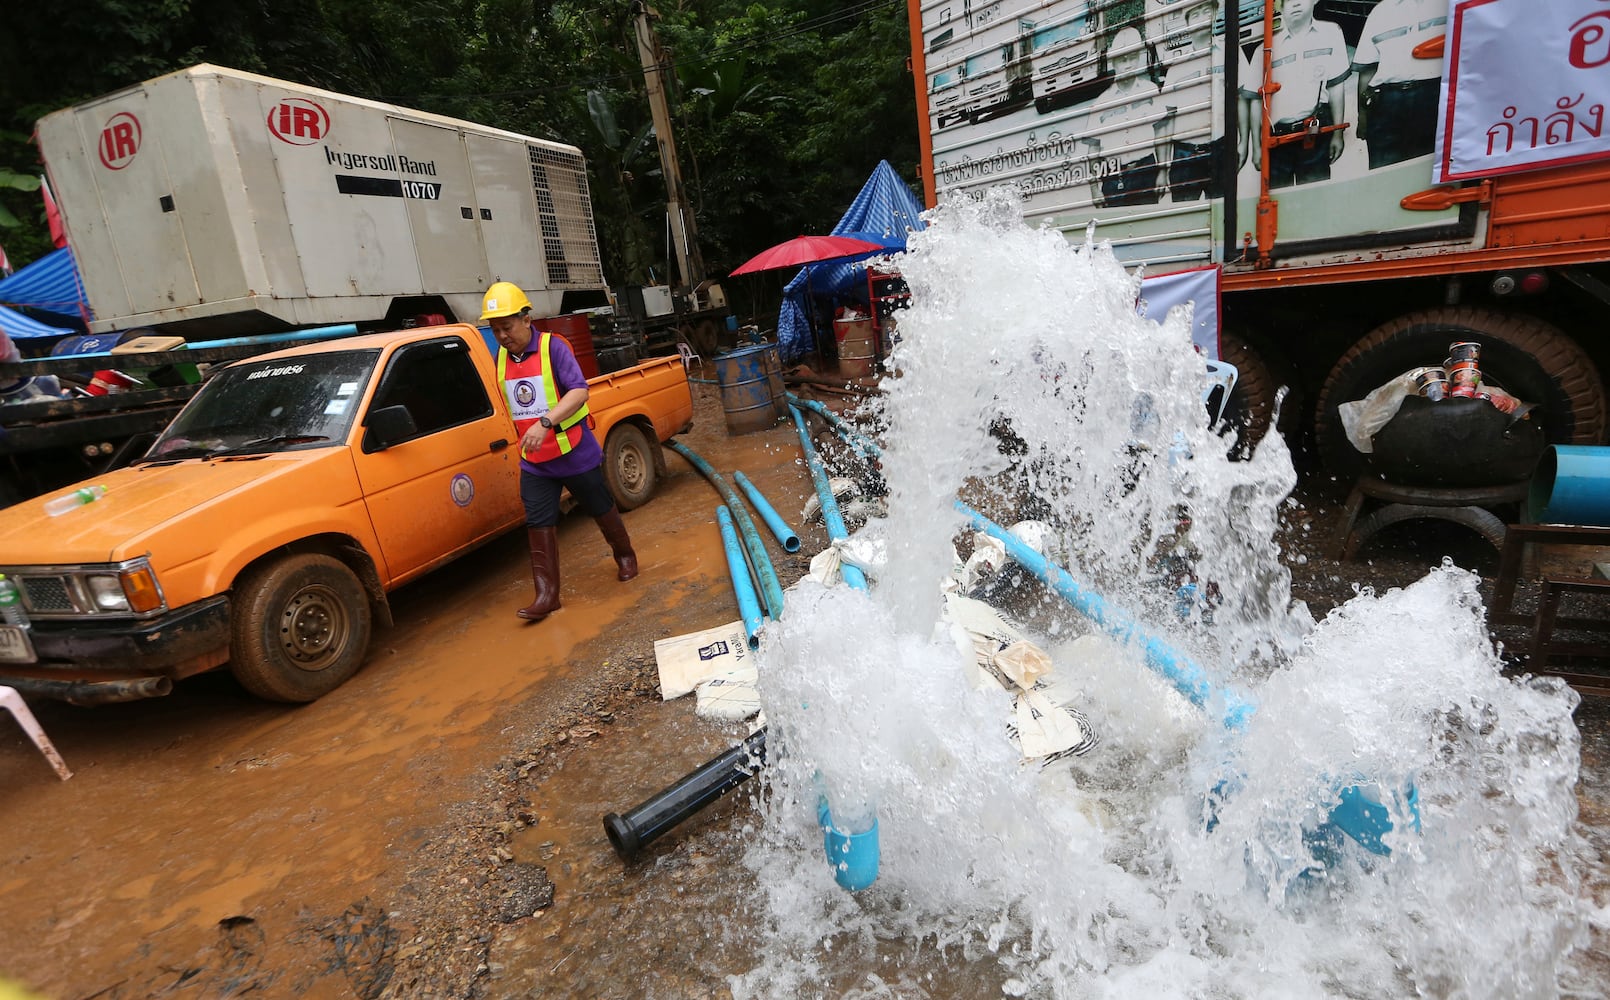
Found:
[1,675,173,706]
[603,727,768,860]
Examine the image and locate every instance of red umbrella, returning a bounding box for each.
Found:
[729,234,887,276]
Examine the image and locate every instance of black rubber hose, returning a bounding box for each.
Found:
[603,727,768,860]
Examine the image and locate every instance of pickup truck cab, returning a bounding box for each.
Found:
[0,324,693,705]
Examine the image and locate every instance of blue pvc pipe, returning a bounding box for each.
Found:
[790,402,1406,858]
[788,393,881,464]
[734,471,801,553]
[958,501,1255,730]
[789,405,869,593]
[668,440,787,618]
[717,506,765,647]
[187,324,360,350]
[47,323,363,362]
[1529,444,1610,524]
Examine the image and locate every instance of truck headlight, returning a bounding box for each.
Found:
[87,574,133,611]
[86,561,164,614]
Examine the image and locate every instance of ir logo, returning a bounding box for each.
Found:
[266,97,331,145]
[98,112,141,170]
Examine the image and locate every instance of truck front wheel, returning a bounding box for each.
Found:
[605,423,659,512]
[229,553,373,702]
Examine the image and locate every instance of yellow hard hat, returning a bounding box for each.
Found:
[480,281,532,320]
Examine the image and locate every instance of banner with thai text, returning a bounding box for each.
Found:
[1437,0,1610,182]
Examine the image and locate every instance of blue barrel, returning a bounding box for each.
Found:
[1528,444,1610,524]
[716,344,781,435]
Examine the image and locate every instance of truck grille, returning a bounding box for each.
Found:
[19,575,74,613]
[528,145,604,290]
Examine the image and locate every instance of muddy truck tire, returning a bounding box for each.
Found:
[605,423,659,512]
[230,552,373,702]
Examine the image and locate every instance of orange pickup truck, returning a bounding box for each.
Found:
[0,324,692,705]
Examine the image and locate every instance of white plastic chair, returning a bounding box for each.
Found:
[1,686,72,781]
[677,341,702,374]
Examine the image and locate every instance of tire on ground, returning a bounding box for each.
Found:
[604,422,658,512]
[1346,504,1507,559]
[1315,307,1606,482]
[229,552,373,702]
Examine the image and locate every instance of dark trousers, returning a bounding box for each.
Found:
[1269,106,1335,189]
[521,464,615,527]
[1362,79,1440,169]
[1170,137,1226,200]
[1101,154,1161,206]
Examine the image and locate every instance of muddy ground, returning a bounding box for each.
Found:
[1,379,1607,999]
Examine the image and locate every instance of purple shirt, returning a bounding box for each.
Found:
[514,328,602,478]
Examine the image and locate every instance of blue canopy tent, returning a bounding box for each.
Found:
[0,247,93,337]
[777,161,926,362]
[0,302,74,340]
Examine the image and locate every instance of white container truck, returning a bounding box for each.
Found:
[0,65,610,507]
[35,63,607,334]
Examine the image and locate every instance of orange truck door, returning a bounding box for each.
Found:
[350,335,520,584]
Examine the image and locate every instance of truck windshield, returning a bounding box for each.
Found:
[144,350,381,460]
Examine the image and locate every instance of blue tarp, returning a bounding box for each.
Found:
[777,160,927,361]
[0,247,92,331]
[0,302,74,340]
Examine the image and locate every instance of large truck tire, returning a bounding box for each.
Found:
[1315,308,1607,483]
[1219,330,1301,459]
[229,553,373,702]
[1219,330,1275,457]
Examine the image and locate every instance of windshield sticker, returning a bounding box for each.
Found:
[337,382,358,396]
[244,364,306,380]
[324,398,349,416]
[451,473,475,507]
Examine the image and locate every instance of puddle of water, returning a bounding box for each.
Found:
[733,192,1599,998]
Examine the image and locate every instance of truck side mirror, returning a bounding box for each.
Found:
[364,404,418,452]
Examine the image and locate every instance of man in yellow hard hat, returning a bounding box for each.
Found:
[482,281,637,622]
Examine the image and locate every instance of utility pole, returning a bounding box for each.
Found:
[632,1,706,294]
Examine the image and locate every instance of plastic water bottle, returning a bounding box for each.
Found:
[43,484,108,517]
[0,575,28,628]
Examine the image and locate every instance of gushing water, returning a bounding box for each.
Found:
[737,191,1594,998]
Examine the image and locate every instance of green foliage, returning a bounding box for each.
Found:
[0,0,921,299]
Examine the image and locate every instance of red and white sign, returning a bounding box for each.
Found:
[97,112,141,170]
[1437,0,1610,182]
[266,97,331,145]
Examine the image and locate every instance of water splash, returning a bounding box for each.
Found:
[738,191,1591,998]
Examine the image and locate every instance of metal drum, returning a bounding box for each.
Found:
[763,346,788,419]
[716,344,782,435]
[836,319,877,379]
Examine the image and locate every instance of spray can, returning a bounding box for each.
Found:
[43,484,108,517]
[0,574,29,628]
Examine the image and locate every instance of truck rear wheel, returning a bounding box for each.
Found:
[605,423,658,512]
[1315,307,1607,482]
[229,553,373,702]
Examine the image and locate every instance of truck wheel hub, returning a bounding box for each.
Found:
[280,586,347,669]
[620,448,644,489]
